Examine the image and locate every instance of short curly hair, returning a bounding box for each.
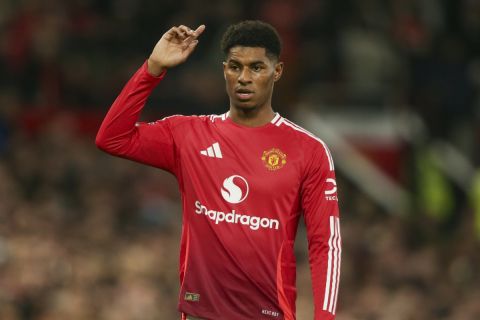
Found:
[220,20,282,60]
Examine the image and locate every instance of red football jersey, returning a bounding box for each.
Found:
[96,62,341,320]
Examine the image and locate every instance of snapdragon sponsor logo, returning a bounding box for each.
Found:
[194,201,279,231]
[221,175,249,204]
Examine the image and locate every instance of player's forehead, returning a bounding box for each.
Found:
[226,46,272,64]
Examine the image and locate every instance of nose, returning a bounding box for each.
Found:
[238,68,252,84]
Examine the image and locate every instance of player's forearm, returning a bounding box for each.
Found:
[95,62,166,155]
[307,214,341,320]
[309,238,340,320]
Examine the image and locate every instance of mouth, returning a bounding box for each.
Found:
[235,88,254,100]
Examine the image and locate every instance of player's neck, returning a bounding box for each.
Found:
[228,105,276,127]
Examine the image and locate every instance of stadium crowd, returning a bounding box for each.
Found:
[0,0,479,319]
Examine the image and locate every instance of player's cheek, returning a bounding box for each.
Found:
[225,78,234,93]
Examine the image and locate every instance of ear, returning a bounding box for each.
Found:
[273,61,284,82]
[222,61,227,80]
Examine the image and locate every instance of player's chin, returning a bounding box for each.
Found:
[233,99,256,110]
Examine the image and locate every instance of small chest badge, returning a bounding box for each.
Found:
[261,148,287,171]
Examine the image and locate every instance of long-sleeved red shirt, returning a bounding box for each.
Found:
[96,62,341,320]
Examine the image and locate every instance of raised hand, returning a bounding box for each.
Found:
[147,24,205,76]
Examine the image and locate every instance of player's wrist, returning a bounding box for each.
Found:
[147,57,166,77]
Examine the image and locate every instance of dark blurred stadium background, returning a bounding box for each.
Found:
[1,0,480,319]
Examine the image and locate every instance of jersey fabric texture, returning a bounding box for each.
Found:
[96,62,342,320]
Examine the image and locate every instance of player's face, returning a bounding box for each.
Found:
[223,46,283,110]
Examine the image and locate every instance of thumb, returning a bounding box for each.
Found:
[185,39,199,54]
[189,39,199,48]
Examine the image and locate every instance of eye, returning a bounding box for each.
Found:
[252,65,263,72]
[229,63,240,71]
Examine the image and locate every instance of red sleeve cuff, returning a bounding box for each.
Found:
[142,60,167,80]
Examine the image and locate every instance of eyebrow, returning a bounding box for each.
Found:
[227,58,267,65]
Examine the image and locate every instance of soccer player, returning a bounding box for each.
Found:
[96,21,341,320]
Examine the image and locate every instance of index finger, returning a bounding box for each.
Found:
[192,24,206,38]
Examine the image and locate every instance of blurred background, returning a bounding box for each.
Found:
[1,0,480,319]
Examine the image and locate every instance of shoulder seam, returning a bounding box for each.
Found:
[158,113,229,124]
[209,112,228,123]
[278,118,335,171]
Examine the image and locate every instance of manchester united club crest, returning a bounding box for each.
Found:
[261,148,287,171]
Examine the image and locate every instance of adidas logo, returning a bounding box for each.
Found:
[200,142,223,158]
